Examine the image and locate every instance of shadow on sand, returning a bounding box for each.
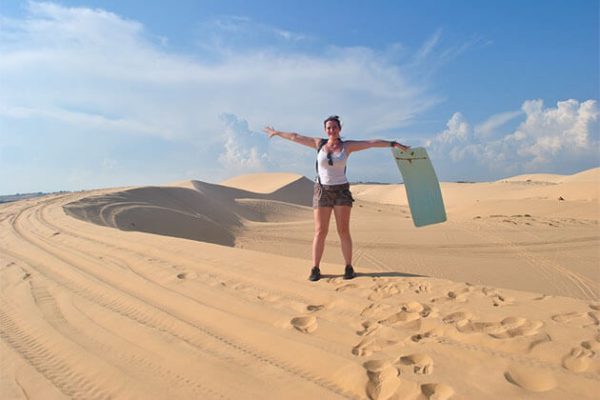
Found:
[320,271,427,279]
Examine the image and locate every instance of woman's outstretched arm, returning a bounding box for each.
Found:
[263,126,321,149]
[345,139,410,154]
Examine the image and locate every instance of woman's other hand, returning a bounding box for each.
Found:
[392,141,410,152]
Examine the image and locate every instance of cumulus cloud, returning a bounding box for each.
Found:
[511,99,597,165]
[428,99,599,179]
[218,113,269,173]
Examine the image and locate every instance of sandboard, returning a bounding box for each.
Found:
[392,147,446,227]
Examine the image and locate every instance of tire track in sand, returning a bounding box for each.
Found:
[2,195,361,400]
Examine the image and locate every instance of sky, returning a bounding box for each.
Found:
[0,0,598,194]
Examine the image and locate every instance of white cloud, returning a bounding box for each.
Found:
[437,112,472,144]
[218,113,269,173]
[201,15,309,45]
[425,112,478,163]
[414,29,442,62]
[0,2,447,193]
[408,29,490,78]
[428,99,599,179]
[7,2,548,193]
[0,2,436,140]
[512,99,598,165]
[474,110,523,138]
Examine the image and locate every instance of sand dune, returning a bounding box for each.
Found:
[499,167,600,184]
[1,168,598,399]
[63,176,314,247]
[221,172,309,193]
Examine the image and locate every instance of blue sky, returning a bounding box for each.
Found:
[0,0,598,194]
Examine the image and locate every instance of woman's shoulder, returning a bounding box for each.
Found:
[317,138,328,151]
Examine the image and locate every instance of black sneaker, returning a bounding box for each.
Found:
[344,265,356,280]
[309,266,321,282]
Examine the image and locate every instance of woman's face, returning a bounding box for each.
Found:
[325,120,341,138]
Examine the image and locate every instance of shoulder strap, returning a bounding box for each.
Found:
[315,139,327,184]
[317,138,327,153]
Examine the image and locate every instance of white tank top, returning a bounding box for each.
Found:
[316,143,349,185]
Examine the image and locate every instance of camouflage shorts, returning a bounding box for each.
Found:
[313,183,354,208]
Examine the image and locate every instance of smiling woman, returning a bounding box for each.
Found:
[263,115,409,281]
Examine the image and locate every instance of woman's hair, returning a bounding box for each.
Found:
[323,115,342,129]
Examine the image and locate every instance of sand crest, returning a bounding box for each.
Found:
[1,168,598,399]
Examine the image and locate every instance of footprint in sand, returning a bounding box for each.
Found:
[369,282,404,301]
[582,339,600,352]
[397,353,434,375]
[587,310,600,326]
[411,328,445,344]
[487,317,543,339]
[504,365,556,392]
[562,343,597,372]
[409,280,431,294]
[430,286,474,304]
[362,359,448,400]
[361,303,394,319]
[362,360,407,400]
[336,283,359,292]
[357,320,381,336]
[290,316,318,333]
[442,311,474,325]
[482,287,515,307]
[552,311,586,323]
[352,336,398,357]
[551,311,598,327]
[490,294,515,307]
[378,302,438,326]
[449,314,543,339]
[420,383,454,400]
[306,304,327,312]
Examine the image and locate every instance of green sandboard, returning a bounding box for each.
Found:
[392,147,447,227]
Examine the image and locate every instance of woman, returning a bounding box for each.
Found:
[263,115,409,281]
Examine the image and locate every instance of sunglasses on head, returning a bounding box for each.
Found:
[327,151,333,166]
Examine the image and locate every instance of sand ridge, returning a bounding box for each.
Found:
[63,176,315,247]
[1,168,599,399]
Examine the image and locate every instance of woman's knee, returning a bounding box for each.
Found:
[336,225,350,237]
[314,225,329,240]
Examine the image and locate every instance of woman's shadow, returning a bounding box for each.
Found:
[320,271,427,279]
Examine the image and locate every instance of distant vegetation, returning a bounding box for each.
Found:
[0,191,70,204]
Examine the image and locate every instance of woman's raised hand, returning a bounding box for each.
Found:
[263,126,278,138]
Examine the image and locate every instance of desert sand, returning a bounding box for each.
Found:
[1,168,598,399]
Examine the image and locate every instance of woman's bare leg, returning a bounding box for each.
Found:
[312,207,333,267]
[333,205,352,265]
